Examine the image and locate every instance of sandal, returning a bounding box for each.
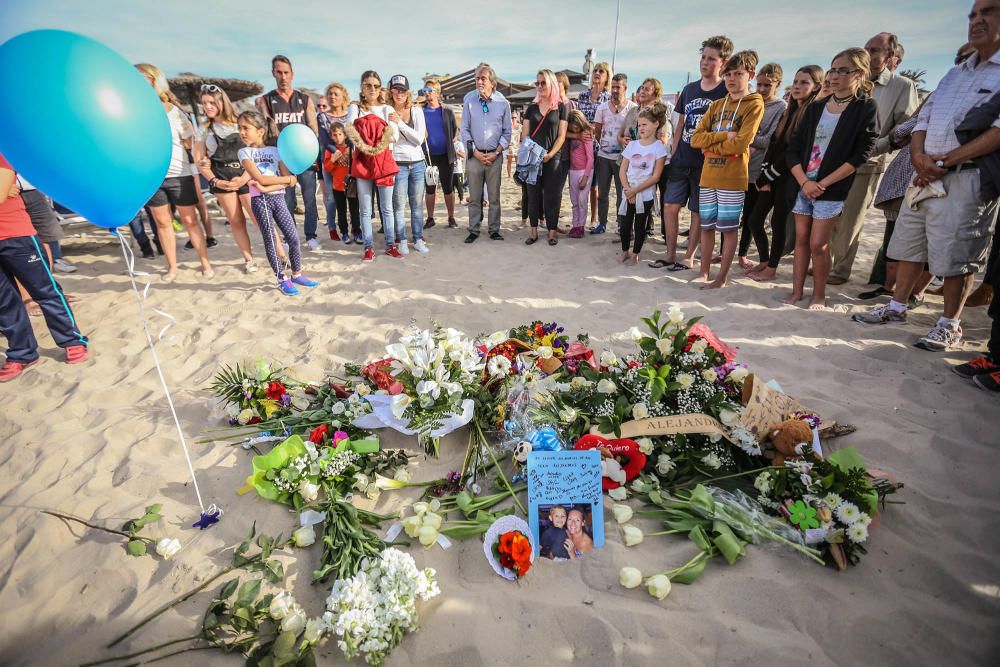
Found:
[667,262,691,272]
[525,236,539,245]
[648,259,673,269]
[548,238,558,246]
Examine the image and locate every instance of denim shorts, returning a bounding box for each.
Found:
[792,191,845,219]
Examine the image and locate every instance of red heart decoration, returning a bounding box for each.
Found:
[574,435,647,490]
[689,323,737,362]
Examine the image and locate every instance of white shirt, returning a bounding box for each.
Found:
[237,146,282,197]
[916,49,1000,156]
[391,106,426,163]
[621,139,668,198]
[594,99,636,159]
[165,106,195,178]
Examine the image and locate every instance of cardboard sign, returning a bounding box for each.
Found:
[588,414,729,440]
[739,373,828,437]
[527,450,604,558]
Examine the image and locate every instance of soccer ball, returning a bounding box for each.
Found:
[513,440,533,463]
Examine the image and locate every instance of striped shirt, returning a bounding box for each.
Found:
[916,50,1000,155]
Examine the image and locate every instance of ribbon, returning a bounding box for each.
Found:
[116,232,217,526]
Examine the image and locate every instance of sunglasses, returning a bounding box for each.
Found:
[480,99,489,113]
[200,83,221,93]
[534,81,547,88]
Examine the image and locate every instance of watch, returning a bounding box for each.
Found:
[935,159,945,169]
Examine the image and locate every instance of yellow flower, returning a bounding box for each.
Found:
[261,399,281,418]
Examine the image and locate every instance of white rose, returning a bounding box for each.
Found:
[597,379,617,394]
[608,486,628,501]
[668,306,685,325]
[536,346,554,360]
[281,605,308,634]
[728,367,749,383]
[612,504,634,524]
[628,326,644,342]
[646,574,672,600]
[293,525,316,547]
[155,537,181,560]
[655,338,671,355]
[394,467,412,483]
[619,566,643,589]
[330,401,346,416]
[298,480,319,503]
[700,453,722,470]
[570,376,593,389]
[636,437,654,455]
[559,407,578,423]
[622,525,644,547]
[656,454,675,475]
[632,402,649,419]
[237,409,254,425]
[364,483,381,501]
[676,373,694,390]
[718,407,740,427]
[701,369,718,383]
[303,617,327,644]
[356,383,371,396]
[690,339,708,354]
[269,591,295,620]
[600,350,619,367]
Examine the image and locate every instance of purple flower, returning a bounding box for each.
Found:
[281,394,292,407]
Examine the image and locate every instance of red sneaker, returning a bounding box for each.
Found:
[385,245,403,258]
[329,229,341,241]
[66,345,90,364]
[362,247,375,262]
[0,359,38,382]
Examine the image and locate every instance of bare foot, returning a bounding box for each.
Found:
[630,254,639,265]
[738,257,756,272]
[690,274,712,284]
[782,292,804,305]
[750,267,777,282]
[711,254,723,264]
[808,302,828,311]
[700,278,729,290]
[620,251,630,263]
[163,271,178,284]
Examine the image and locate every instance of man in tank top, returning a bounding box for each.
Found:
[257,55,323,250]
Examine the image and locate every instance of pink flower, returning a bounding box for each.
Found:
[333,430,349,443]
[388,381,405,395]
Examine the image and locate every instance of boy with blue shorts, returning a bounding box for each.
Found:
[690,50,764,289]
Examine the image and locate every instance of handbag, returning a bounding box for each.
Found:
[423,137,441,187]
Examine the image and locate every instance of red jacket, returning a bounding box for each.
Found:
[345,114,398,187]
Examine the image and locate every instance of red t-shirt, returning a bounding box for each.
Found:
[0,152,35,241]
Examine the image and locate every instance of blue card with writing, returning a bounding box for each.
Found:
[527,450,604,558]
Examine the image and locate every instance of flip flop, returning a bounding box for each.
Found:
[548,238,558,246]
[666,262,691,272]
[525,236,539,245]
[648,259,673,269]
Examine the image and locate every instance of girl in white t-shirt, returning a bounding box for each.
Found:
[617,104,668,264]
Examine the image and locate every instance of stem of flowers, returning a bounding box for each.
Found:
[646,550,710,583]
[41,510,154,543]
[129,644,217,665]
[645,529,686,537]
[80,635,203,666]
[662,465,774,491]
[474,422,526,515]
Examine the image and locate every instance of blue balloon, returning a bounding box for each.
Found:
[277,124,320,174]
[0,31,171,229]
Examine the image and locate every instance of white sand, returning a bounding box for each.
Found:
[1,176,998,666]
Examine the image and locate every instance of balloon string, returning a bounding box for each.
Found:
[117,232,207,515]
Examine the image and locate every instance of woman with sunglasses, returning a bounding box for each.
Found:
[523,69,569,246]
[421,79,460,228]
[194,84,259,273]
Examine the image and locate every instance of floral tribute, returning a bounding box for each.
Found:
[493,529,533,579]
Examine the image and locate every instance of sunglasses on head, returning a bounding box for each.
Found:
[201,83,221,93]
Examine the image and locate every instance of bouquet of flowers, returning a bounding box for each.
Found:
[494,530,532,579]
[324,547,440,666]
[211,360,306,425]
[753,447,901,569]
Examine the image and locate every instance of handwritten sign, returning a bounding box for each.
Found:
[527,450,604,556]
[739,374,828,437]
[589,414,729,440]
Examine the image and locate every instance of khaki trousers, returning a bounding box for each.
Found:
[829,169,880,280]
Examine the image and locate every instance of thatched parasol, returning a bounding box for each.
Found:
[167,72,264,116]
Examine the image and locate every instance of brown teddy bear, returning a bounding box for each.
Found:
[766,418,814,466]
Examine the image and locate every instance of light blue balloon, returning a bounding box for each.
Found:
[277,124,319,175]
[0,30,172,229]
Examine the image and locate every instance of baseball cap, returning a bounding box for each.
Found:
[389,74,409,91]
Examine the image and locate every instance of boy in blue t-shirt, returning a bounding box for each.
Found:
[539,505,570,559]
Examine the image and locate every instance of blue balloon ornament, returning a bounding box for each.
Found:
[277,124,320,174]
[0,30,172,229]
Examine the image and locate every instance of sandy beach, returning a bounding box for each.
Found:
[1,174,998,666]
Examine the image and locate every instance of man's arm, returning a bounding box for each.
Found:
[671,113,684,155]
[941,126,1000,166]
[910,130,947,186]
[304,97,319,135]
[499,101,512,150]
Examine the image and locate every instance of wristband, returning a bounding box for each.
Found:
[210,177,218,187]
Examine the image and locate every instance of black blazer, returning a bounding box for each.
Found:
[785,95,878,201]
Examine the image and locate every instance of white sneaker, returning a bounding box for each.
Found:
[414,239,429,253]
[244,259,258,273]
[398,239,410,255]
[53,258,77,273]
[307,238,322,251]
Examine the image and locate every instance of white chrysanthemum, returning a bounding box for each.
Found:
[835,502,861,525]
[754,472,772,495]
[823,493,842,510]
[487,355,512,378]
[853,512,872,528]
[700,453,722,469]
[846,523,869,544]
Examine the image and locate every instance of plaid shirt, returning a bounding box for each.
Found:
[917,50,1000,155]
[577,89,610,123]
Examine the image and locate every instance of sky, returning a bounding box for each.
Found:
[1,0,970,97]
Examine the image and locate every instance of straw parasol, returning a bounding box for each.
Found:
[167,72,264,116]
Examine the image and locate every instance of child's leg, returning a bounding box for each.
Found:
[809,217,838,307]
[703,230,738,289]
[250,195,283,279]
[785,214,813,303]
[697,188,718,280]
[568,169,583,229]
[333,190,348,237]
[269,194,302,274]
[632,206,651,255]
[704,190,745,288]
[621,203,635,255]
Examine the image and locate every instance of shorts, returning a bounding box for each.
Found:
[792,191,845,219]
[147,175,199,208]
[20,189,63,243]
[424,153,455,195]
[887,168,997,277]
[210,161,250,196]
[664,165,702,212]
[698,188,744,232]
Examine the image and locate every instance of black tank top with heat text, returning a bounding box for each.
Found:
[263,89,310,131]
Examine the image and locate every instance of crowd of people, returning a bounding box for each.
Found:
[1,0,998,394]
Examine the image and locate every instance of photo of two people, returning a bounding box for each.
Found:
[537,503,595,560]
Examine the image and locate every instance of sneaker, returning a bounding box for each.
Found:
[307,238,322,251]
[291,274,319,287]
[852,303,907,325]
[464,233,478,244]
[244,259,258,273]
[972,370,1000,393]
[139,241,155,259]
[329,229,341,241]
[172,218,183,232]
[65,345,89,364]
[914,324,962,351]
[353,233,363,244]
[398,240,409,255]
[206,237,218,248]
[414,239,430,253]
[425,217,436,229]
[952,355,999,379]
[590,224,606,235]
[53,258,77,273]
[386,245,403,258]
[0,358,38,382]
[184,240,194,250]
[343,235,353,245]
[277,279,300,296]
[362,247,375,262]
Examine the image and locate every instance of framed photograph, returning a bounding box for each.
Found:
[527,450,604,558]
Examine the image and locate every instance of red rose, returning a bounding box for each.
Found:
[499,554,514,570]
[247,416,261,425]
[309,423,329,445]
[265,381,286,400]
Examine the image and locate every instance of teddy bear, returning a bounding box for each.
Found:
[766,418,814,466]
